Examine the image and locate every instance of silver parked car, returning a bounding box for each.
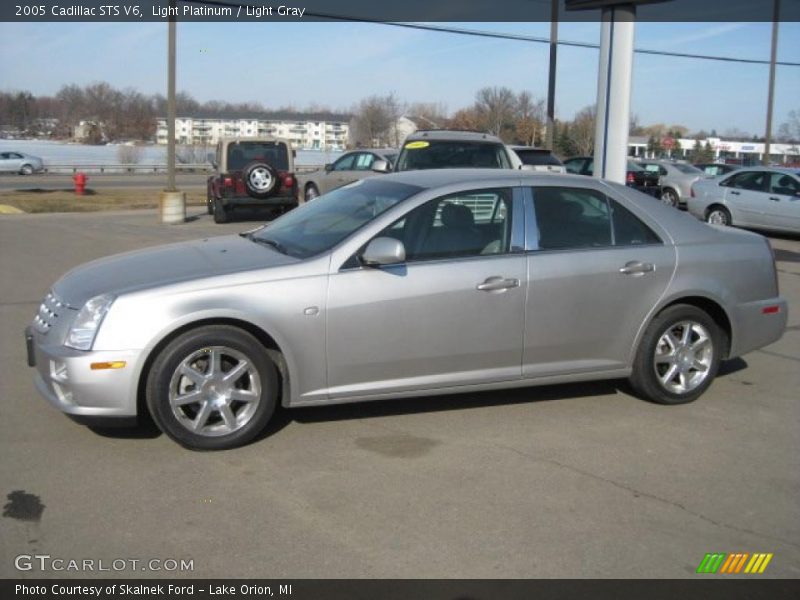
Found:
[0,151,44,175]
[27,170,787,450]
[637,159,706,208]
[298,148,397,202]
[688,167,800,234]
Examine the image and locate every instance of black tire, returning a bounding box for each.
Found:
[145,325,278,450]
[661,188,679,208]
[629,304,722,405]
[243,162,278,199]
[705,205,731,226]
[20,164,34,175]
[206,189,214,215]
[213,198,230,223]
[305,184,319,202]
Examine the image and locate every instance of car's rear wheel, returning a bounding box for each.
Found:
[20,164,34,175]
[706,205,731,226]
[661,188,679,208]
[305,184,319,202]
[146,325,278,450]
[213,198,229,223]
[243,162,278,199]
[629,304,722,405]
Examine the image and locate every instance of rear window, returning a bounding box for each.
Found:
[227,142,289,171]
[514,149,563,167]
[396,140,511,171]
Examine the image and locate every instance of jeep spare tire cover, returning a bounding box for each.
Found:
[243,162,279,198]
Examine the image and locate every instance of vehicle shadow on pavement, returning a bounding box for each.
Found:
[84,358,750,443]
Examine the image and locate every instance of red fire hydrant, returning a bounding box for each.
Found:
[73,172,88,195]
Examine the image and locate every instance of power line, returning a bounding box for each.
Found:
[186,0,800,68]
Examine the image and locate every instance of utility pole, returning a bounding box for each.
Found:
[763,0,780,166]
[545,0,558,151]
[159,0,186,223]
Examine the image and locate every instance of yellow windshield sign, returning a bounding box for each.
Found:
[405,141,430,149]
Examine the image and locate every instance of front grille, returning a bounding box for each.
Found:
[33,291,64,334]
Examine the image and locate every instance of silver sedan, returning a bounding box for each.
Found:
[298,148,397,202]
[636,159,706,208]
[0,151,44,174]
[688,167,800,234]
[27,170,787,450]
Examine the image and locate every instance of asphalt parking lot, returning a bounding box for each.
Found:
[1,207,798,579]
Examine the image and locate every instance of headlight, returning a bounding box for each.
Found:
[65,294,115,350]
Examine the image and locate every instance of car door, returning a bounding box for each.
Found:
[325,186,526,399]
[319,152,358,194]
[764,172,800,231]
[522,185,676,377]
[720,170,769,227]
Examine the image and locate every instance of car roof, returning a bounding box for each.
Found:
[510,146,553,153]
[404,130,503,143]
[218,136,291,145]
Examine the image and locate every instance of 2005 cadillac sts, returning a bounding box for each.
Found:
[26,170,787,450]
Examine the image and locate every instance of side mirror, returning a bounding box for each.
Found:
[371,159,391,173]
[360,237,406,267]
[324,163,333,172]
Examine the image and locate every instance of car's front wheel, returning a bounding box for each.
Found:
[629,304,722,405]
[20,164,34,175]
[146,325,278,450]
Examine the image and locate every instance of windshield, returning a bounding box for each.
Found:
[253,179,422,259]
[396,140,511,171]
[227,142,289,171]
[627,161,646,172]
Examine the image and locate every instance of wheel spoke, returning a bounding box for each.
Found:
[691,336,710,353]
[219,405,237,430]
[660,363,678,385]
[665,331,681,351]
[223,360,249,384]
[209,348,222,377]
[692,359,709,372]
[680,322,692,345]
[678,372,688,390]
[192,401,213,431]
[171,389,203,407]
[230,389,258,403]
[179,362,205,386]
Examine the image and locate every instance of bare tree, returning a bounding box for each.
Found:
[571,105,597,156]
[514,91,545,146]
[474,86,517,140]
[777,109,800,142]
[350,93,404,147]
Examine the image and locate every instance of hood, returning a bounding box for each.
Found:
[53,234,298,307]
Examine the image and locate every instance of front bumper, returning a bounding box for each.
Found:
[26,326,141,419]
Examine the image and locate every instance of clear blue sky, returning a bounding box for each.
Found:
[1,20,798,135]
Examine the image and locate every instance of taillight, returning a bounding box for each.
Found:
[283,174,294,189]
[626,172,635,184]
[223,177,233,187]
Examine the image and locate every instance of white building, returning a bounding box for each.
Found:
[156,112,350,150]
[629,135,800,164]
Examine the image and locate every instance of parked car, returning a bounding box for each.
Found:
[563,156,661,197]
[509,146,565,173]
[636,159,706,208]
[393,130,523,172]
[0,151,44,175]
[298,148,397,202]
[688,167,800,234]
[206,136,297,223]
[27,169,786,450]
[694,163,741,177]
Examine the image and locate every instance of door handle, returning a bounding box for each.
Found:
[730,190,740,196]
[769,196,781,202]
[476,277,520,292]
[619,261,655,276]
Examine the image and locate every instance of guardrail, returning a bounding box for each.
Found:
[41,164,320,174]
